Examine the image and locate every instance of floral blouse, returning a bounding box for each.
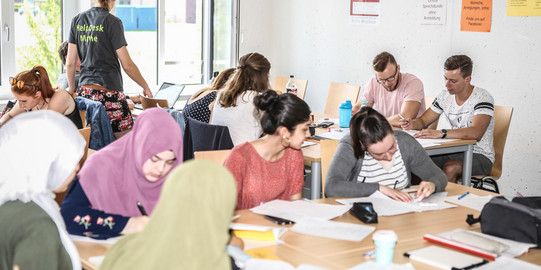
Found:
[60,179,129,239]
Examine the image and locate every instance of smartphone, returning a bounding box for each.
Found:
[264,215,295,225]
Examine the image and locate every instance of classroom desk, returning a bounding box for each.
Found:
[302,138,477,200]
[74,183,541,270]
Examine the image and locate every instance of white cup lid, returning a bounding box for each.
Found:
[372,230,397,242]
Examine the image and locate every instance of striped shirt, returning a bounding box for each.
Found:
[357,144,408,189]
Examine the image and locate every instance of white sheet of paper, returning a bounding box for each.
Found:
[250,200,351,222]
[476,256,541,270]
[445,193,493,211]
[439,229,536,257]
[69,234,121,245]
[348,261,415,270]
[291,217,375,241]
[88,256,104,266]
[336,191,456,216]
[316,129,349,140]
[302,141,317,148]
[401,129,459,147]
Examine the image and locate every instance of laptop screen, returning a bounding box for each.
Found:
[154,82,186,109]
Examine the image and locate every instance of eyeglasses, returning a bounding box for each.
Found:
[9,77,38,90]
[376,66,399,84]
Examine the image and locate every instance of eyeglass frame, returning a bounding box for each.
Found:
[375,65,399,84]
[9,77,39,90]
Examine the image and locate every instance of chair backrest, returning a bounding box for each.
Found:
[194,149,232,165]
[56,127,91,207]
[141,95,169,110]
[272,76,309,100]
[183,117,234,160]
[320,139,339,198]
[79,110,87,127]
[488,105,513,179]
[324,82,360,117]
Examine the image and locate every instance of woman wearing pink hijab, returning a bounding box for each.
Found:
[61,108,183,239]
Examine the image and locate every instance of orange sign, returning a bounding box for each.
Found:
[460,0,493,32]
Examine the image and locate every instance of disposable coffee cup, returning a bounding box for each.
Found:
[372,230,397,265]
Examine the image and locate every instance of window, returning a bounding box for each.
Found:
[0,0,235,98]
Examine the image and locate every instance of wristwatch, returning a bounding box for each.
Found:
[441,129,448,139]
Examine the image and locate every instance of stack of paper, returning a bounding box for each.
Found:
[336,191,456,216]
[250,200,351,222]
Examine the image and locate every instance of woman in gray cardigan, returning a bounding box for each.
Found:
[325,107,447,201]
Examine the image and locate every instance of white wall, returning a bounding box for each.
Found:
[239,0,541,195]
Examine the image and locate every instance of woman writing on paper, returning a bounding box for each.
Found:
[0,111,85,270]
[224,90,311,210]
[325,107,447,201]
[60,108,183,239]
[211,53,271,145]
[0,66,82,129]
[101,160,240,270]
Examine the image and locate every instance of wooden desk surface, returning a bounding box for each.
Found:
[75,183,541,270]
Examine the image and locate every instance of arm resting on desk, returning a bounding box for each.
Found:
[60,180,129,239]
[396,131,447,192]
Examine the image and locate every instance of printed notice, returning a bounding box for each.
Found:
[350,0,380,25]
[461,0,493,32]
[421,0,447,25]
[507,0,541,16]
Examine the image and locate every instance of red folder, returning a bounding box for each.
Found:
[423,234,499,260]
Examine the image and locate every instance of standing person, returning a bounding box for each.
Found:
[224,90,310,210]
[66,0,152,136]
[0,65,83,129]
[60,108,183,239]
[183,68,235,123]
[325,107,447,201]
[211,53,271,145]
[400,55,494,183]
[0,111,85,270]
[100,160,239,270]
[352,52,426,128]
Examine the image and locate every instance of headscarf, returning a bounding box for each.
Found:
[0,110,85,270]
[78,108,183,216]
[100,160,237,270]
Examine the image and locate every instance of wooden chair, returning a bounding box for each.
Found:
[141,95,169,110]
[272,76,309,100]
[79,110,87,127]
[470,106,513,193]
[55,127,91,207]
[320,139,339,198]
[323,82,360,117]
[194,149,232,165]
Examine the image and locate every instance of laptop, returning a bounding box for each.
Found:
[134,82,185,110]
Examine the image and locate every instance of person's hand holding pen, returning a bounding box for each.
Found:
[415,181,436,200]
[398,114,413,130]
[121,201,150,234]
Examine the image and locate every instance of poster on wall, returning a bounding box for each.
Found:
[460,0,493,32]
[507,0,541,16]
[350,0,380,25]
[421,0,447,25]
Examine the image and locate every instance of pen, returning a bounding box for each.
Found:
[516,192,524,198]
[457,191,470,200]
[136,201,148,216]
[398,113,405,120]
[393,180,399,189]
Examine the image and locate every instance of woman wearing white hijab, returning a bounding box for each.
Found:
[0,110,85,270]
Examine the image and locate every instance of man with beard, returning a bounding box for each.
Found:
[353,51,426,128]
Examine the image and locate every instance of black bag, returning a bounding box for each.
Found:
[466,196,541,247]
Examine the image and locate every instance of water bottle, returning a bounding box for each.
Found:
[286,75,297,96]
[339,100,352,128]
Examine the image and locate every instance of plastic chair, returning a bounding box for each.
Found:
[320,139,339,198]
[141,95,169,110]
[272,76,308,99]
[470,106,513,193]
[324,82,360,117]
[194,149,232,165]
